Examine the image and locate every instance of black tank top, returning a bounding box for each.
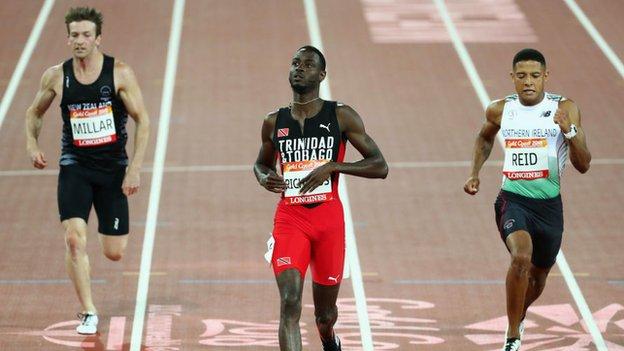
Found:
[273,100,346,204]
[60,55,128,172]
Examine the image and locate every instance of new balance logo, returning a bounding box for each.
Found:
[540,110,552,117]
[276,257,291,267]
[328,275,340,283]
[319,123,331,133]
[113,218,119,230]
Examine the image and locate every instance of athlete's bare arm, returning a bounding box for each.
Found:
[254,112,287,193]
[464,99,504,195]
[554,99,591,173]
[115,61,150,196]
[25,65,62,169]
[299,104,388,194]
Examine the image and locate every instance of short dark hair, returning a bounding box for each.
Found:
[298,45,326,71]
[512,48,546,68]
[65,7,103,36]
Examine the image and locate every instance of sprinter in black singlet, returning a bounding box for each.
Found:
[254,46,388,351]
[25,7,150,334]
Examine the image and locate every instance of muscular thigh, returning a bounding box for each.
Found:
[310,201,345,286]
[271,206,312,280]
[93,167,129,235]
[58,165,94,223]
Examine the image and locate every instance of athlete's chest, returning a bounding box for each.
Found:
[500,103,560,140]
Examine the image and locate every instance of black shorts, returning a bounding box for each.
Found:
[58,164,129,235]
[494,190,564,268]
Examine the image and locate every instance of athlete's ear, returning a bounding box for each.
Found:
[543,69,549,82]
[509,70,514,81]
[319,70,326,82]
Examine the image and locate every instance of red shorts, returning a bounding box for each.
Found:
[271,199,345,286]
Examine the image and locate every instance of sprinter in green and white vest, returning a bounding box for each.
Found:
[464,48,591,351]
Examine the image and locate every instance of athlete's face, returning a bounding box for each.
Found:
[67,21,101,59]
[289,50,326,94]
[511,60,548,106]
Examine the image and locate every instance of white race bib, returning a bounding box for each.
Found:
[283,160,332,205]
[70,105,117,147]
[503,138,549,180]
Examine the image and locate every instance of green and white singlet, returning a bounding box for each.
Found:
[500,93,568,199]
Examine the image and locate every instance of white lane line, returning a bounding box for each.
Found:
[563,0,624,79]
[4,158,624,177]
[302,0,374,349]
[433,0,608,350]
[129,1,185,350]
[0,0,55,130]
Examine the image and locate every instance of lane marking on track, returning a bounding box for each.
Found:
[563,0,624,79]
[122,272,167,276]
[3,158,623,177]
[128,1,185,351]
[302,0,374,349]
[0,0,55,131]
[433,0,608,349]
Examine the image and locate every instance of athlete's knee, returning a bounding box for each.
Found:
[510,253,532,275]
[280,291,302,320]
[315,305,338,327]
[64,228,86,258]
[103,248,124,261]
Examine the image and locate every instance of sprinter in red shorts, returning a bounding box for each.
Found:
[254,46,388,351]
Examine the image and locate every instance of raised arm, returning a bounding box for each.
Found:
[299,104,388,194]
[25,65,60,169]
[464,99,503,195]
[254,112,286,193]
[554,99,591,173]
[115,61,150,196]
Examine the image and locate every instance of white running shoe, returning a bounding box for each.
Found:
[76,313,98,335]
[502,337,521,351]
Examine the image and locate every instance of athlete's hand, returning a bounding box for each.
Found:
[29,148,47,169]
[463,176,480,195]
[299,162,335,194]
[260,171,287,193]
[553,108,571,133]
[122,168,140,196]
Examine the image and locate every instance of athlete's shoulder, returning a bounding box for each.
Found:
[558,96,579,115]
[265,109,279,121]
[335,102,365,133]
[487,99,506,115]
[113,60,137,80]
[504,94,519,102]
[335,102,359,119]
[41,63,63,88]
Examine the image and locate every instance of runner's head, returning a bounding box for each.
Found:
[65,7,103,59]
[289,46,326,95]
[510,48,548,106]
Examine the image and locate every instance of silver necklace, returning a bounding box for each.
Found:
[290,97,320,107]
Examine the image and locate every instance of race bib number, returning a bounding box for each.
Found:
[503,138,549,180]
[283,160,332,205]
[70,105,117,147]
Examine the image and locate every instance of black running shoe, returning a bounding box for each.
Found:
[322,335,341,351]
